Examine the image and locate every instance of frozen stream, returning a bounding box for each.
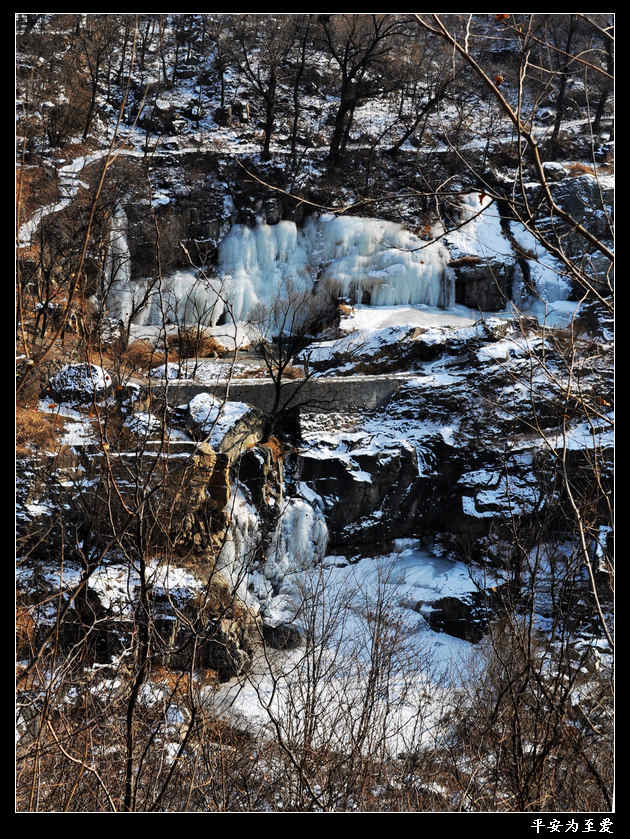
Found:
[255,538,502,672]
[208,530,504,750]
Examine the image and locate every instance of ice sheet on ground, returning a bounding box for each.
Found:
[338,303,483,332]
[208,546,486,752]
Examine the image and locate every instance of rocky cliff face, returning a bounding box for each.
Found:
[17,279,613,669]
[16,376,268,682]
[296,314,613,572]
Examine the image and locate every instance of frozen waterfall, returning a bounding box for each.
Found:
[104,205,227,328]
[105,208,454,329]
[219,482,330,625]
[217,214,454,321]
[103,205,134,323]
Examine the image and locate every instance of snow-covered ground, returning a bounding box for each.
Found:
[338,302,480,332]
[208,539,487,753]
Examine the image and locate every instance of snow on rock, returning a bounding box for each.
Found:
[123,411,163,437]
[443,193,512,264]
[187,392,252,447]
[149,361,193,380]
[150,357,266,383]
[304,325,415,366]
[47,363,112,404]
[338,302,480,333]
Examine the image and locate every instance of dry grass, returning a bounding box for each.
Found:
[567,161,596,177]
[16,404,66,456]
[166,329,223,360]
[150,665,219,698]
[16,165,59,224]
[448,255,484,267]
[122,340,167,371]
[16,607,36,658]
[281,365,305,380]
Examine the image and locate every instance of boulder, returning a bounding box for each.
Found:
[45,363,112,404]
[298,444,419,547]
[551,174,613,217]
[542,161,567,182]
[174,393,264,458]
[262,621,303,650]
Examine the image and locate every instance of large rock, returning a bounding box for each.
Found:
[262,621,303,650]
[173,393,264,458]
[451,256,514,311]
[45,363,112,404]
[550,174,613,218]
[298,443,419,547]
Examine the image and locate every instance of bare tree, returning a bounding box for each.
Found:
[229,15,297,160]
[317,14,410,166]
[248,279,339,440]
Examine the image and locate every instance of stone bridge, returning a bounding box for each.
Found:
[150,374,407,414]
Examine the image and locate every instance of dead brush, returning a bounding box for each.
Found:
[149,665,218,699]
[122,340,167,372]
[166,329,223,360]
[448,255,484,267]
[16,607,35,658]
[17,165,59,221]
[567,161,596,177]
[261,435,285,462]
[280,365,305,380]
[16,404,66,456]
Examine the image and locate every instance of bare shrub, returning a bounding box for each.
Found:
[122,340,168,371]
[16,405,66,456]
[567,161,596,177]
[166,328,222,359]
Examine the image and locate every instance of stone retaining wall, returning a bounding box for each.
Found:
[150,375,404,413]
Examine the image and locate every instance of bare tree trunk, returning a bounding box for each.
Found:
[550,15,577,151]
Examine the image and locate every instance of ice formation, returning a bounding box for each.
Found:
[217,485,261,604]
[106,208,455,328]
[217,214,454,322]
[105,196,574,330]
[265,495,329,585]
[104,204,226,328]
[103,205,134,323]
[217,483,329,615]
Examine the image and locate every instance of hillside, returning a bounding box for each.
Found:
[16,13,614,814]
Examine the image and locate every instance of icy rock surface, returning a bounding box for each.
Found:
[104,193,583,331]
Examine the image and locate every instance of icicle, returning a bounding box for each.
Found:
[104,205,135,323]
[217,215,452,321]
